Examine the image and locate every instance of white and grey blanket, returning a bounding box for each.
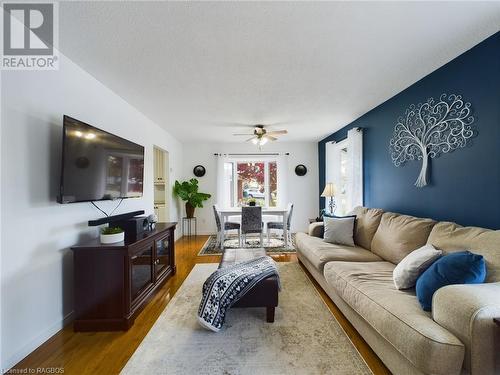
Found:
[197,256,280,332]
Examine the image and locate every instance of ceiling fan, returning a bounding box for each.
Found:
[233,125,288,146]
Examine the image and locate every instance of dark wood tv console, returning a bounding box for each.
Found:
[71,222,177,331]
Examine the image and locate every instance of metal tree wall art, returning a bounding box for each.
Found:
[389,93,475,187]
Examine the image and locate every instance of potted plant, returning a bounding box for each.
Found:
[173,178,211,218]
[248,198,257,206]
[100,226,125,244]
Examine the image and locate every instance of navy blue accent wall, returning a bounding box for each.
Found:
[319,31,500,229]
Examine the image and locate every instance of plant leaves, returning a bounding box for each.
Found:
[172,179,211,207]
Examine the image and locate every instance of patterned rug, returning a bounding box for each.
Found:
[121,263,372,375]
[198,233,296,255]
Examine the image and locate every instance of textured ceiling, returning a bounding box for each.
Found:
[59,1,500,142]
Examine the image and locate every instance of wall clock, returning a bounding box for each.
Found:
[193,165,206,177]
[295,164,307,176]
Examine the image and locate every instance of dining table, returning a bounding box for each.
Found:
[217,207,289,249]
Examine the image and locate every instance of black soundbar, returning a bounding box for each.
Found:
[88,210,145,227]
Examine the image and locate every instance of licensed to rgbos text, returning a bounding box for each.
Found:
[3,368,64,374]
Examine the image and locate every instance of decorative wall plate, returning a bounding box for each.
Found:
[295,164,307,176]
[193,165,206,177]
[389,93,475,187]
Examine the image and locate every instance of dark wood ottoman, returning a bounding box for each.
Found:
[219,247,279,322]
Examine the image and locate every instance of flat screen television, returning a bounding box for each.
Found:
[58,115,144,204]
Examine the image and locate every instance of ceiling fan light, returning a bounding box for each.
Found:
[259,137,268,146]
[251,138,258,145]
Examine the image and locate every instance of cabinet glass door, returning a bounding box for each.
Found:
[155,234,170,278]
[131,245,153,302]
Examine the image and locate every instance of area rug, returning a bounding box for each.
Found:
[121,263,372,375]
[198,233,296,255]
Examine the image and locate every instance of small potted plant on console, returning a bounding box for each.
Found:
[248,198,257,206]
[100,226,125,244]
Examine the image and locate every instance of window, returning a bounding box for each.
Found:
[338,145,349,215]
[325,128,363,215]
[325,139,349,215]
[223,160,278,207]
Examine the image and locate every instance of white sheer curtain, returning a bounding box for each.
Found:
[347,128,363,211]
[276,154,289,208]
[216,154,231,208]
[325,141,341,193]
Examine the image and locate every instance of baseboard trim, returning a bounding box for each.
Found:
[4,311,74,370]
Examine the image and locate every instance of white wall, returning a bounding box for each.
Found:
[181,142,318,234]
[0,54,183,369]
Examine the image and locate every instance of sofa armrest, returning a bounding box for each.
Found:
[308,222,324,238]
[432,282,500,375]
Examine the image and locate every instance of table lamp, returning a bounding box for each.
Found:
[321,183,336,214]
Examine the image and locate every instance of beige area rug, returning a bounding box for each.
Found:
[121,263,372,375]
[198,233,297,256]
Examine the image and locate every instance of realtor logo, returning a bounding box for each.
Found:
[1,2,59,70]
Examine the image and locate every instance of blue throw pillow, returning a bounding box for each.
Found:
[415,251,486,311]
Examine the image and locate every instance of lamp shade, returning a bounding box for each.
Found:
[321,183,336,197]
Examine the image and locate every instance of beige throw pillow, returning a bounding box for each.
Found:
[393,244,442,289]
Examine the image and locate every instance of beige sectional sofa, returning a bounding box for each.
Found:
[296,207,500,375]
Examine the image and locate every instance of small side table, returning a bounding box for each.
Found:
[182,217,197,237]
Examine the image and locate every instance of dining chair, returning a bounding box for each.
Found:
[241,206,263,247]
[213,205,241,249]
[266,203,293,245]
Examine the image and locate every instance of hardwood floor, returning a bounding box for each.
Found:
[11,235,390,375]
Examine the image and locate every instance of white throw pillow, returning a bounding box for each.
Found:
[393,244,442,290]
[323,216,356,247]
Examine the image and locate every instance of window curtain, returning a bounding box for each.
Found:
[276,154,289,208]
[347,128,363,211]
[325,141,341,194]
[216,154,230,208]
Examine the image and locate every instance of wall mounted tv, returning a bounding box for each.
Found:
[58,115,145,204]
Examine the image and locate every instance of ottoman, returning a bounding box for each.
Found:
[219,247,279,322]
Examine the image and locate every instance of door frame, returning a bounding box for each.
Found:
[153,146,170,222]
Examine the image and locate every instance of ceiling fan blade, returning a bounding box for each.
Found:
[266,130,288,135]
[233,133,254,136]
[245,136,257,142]
[267,135,278,141]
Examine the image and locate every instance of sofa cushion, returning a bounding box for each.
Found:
[323,216,356,246]
[295,232,381,271]
[371,212,436,264]
[323,261,464,375]
[308,222,324,238]
[427,221,500,282]
[348,206,384,250]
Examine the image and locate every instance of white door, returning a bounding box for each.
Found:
[153,146,169,222]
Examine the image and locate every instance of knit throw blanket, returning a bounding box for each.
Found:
[198,256,280,332]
